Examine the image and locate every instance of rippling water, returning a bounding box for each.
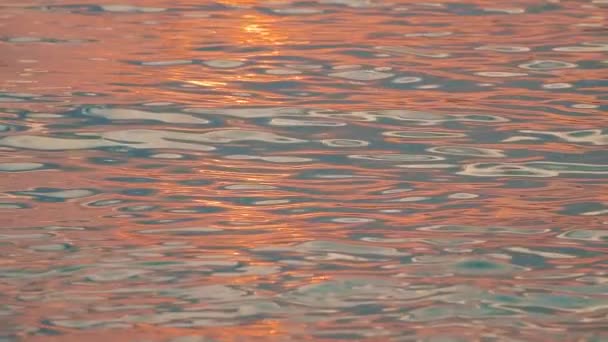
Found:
[1,0,607,340]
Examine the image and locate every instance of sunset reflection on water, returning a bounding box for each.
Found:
[0,0,607,341]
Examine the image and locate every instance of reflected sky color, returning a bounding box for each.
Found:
[0,0,607,341]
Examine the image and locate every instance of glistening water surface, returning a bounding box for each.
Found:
[1,0,607,341]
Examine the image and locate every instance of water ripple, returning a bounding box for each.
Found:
[1,0,607,340]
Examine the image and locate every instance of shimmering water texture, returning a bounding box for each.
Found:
[1,0,607,341]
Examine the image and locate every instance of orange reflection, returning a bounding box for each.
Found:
[240,14,289,48]
[1,0,608,341]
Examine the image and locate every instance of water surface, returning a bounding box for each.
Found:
[0,0,607,340]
